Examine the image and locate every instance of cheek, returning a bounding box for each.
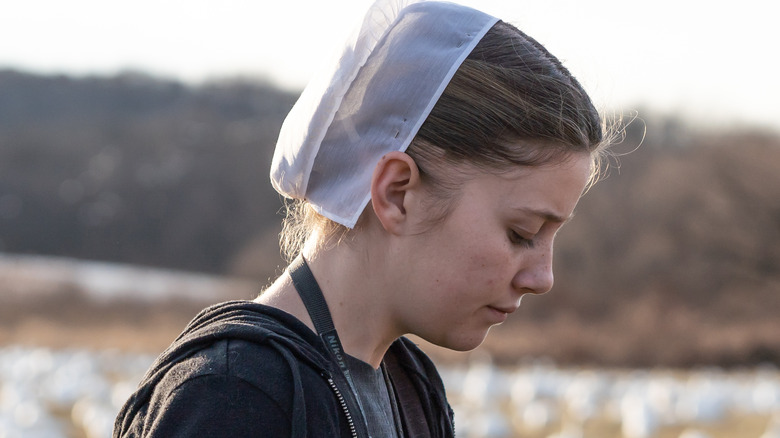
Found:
[443,244,513,297]
[414,217,512,300]
[467,239,514,278]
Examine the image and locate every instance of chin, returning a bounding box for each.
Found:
[428,329,491,352]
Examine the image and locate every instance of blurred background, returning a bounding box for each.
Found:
[1,1,778,437]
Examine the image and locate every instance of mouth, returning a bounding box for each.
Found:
[486,305,517,323]
[488,304,518,315]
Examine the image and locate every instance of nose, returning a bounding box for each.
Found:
[511,246,554,295]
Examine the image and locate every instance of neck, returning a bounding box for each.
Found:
[257,238,401,369]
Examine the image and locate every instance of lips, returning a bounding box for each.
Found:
[485,305,517,324]
[488,304,518,315]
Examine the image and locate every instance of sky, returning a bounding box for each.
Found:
[2,0,778,132]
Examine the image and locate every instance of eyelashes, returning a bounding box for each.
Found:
[508,229,535,248]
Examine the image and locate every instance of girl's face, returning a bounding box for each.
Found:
[389,153,592,351]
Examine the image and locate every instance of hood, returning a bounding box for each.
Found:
[113,300,333,437]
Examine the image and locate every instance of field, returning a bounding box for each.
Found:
[2,345,779,438]
[2,254,779,438]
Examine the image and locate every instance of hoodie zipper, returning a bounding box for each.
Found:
[324,374,358,438]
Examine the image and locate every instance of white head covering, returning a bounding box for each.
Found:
[270,0,499,227]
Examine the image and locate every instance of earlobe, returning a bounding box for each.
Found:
[370,151,421,234]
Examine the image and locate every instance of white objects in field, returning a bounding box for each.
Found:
[678,429,712,438]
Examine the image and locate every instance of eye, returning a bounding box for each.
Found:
[508,229,535,248]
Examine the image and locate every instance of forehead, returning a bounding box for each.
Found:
[456,154,592,215]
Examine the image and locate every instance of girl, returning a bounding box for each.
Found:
[114,0,609,436]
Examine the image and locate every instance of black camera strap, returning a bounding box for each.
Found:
[288,255,368,430]
[290,255,415,437]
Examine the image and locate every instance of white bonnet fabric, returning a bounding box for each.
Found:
[270,0,499,228]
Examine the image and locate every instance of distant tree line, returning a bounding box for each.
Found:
[0,69,294,276]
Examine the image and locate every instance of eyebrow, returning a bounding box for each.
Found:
[512,207,574,224]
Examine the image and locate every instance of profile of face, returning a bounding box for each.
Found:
[386,151,592,352]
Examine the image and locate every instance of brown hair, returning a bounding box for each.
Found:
[280,21,611,262]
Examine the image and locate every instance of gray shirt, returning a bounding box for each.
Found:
[344,354,401,438]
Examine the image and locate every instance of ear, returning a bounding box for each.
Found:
[370,151,422,234]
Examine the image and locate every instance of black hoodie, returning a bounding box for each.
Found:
[113,301,455,437]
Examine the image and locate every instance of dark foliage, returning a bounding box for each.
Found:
[0,69,295,275]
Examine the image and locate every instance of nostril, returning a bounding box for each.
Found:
[512,267,554,295]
